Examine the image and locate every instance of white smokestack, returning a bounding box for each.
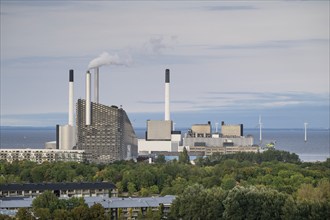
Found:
[94,67,99,103]
[165,69,170,121]
[68,70,74,126]
[86,71,91,125]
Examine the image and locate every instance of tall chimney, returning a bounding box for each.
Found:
[165,69,170,121]
[94,67,99,103]
[86,71,91,125]
[68,69,74,126]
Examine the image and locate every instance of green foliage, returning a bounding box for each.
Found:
[127,182,137,196]
[34,208,51,220]
[53,209,71,220]
[170,184,226,220]
[89,203,106,220]
[154,154,166,164]
[223,186,288,220]
[32,190,59,213]
[1,151,328,219]
[178,147,190,164]
[0,214,12,220]
[221,174,237,190]
[16,208,34,220]
[71,205,90,220]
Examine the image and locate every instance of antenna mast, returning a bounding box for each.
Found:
[304,122,308,142]
[259,115,262,144]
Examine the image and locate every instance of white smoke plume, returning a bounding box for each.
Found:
[88,52,131,69]
[143,35,178,54]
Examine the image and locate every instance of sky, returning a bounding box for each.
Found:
[0,1,329,129]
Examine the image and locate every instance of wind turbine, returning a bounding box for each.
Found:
[259,115,262,144]
[304,122,308,142]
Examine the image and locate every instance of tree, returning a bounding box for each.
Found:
[223,186,288,220]
[116,181,123,194]
[0,214,12,220]
[16,208,34,220]
[34,208,51,220]
[170,184,226,220]
[139,187,150,197]
[32,190,59,213]
[53,209,71,220]
[155,154,166,164]
[127,182,136,196]
[149,185,159,194]
[178,147,190,164]
[89,203,106,220]
[221,175,236,190]
[71,205,90,220]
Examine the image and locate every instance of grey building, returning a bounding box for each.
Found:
[0,182,117,198]
[76,99,137,163]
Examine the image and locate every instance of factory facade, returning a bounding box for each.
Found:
[181,122,257,156]
[76,99,137,163]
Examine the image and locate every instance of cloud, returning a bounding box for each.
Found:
[208,38,329,50]
[193,91,329,112]
[205,5,257,11]
[143,35,178,55]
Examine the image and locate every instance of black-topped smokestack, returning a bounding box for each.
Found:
[68,69,74,126]
[69,69,74,82]
[165,69,170,120]
[165,69,170,83]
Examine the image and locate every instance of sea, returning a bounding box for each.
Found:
[0,127,329,162]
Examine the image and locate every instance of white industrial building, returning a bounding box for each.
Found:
[138,69,182,154]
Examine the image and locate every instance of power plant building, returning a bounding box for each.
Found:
[138,69,182,154]
[181,122,256,155]
[76,99,137,163]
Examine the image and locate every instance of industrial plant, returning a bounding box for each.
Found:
[0,64,258,164]
[55,68,138,163]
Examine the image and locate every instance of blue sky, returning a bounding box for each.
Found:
[1,1,329,128]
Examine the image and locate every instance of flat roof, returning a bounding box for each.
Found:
[0,196,176,209]
[0,182,116,191]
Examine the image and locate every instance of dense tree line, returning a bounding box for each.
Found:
[0,150,329,197]
[0,150,329,219]
[170,182,330,220]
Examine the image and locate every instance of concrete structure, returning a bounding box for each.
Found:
[68,69,74,126]
[48,70,76,151]
[181,145,259,156]
[45,141,56,149]
[0,182,117,198]
[57,124,75,150]
[76,99,138,163]
[0,149,85,164]
[85,70,92,125]
[146,120,172,141]
[190,122,212,137]
[182,122,256,156]
[221,121,243,137]
[138,69,182,154]
[183,136,253,148]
